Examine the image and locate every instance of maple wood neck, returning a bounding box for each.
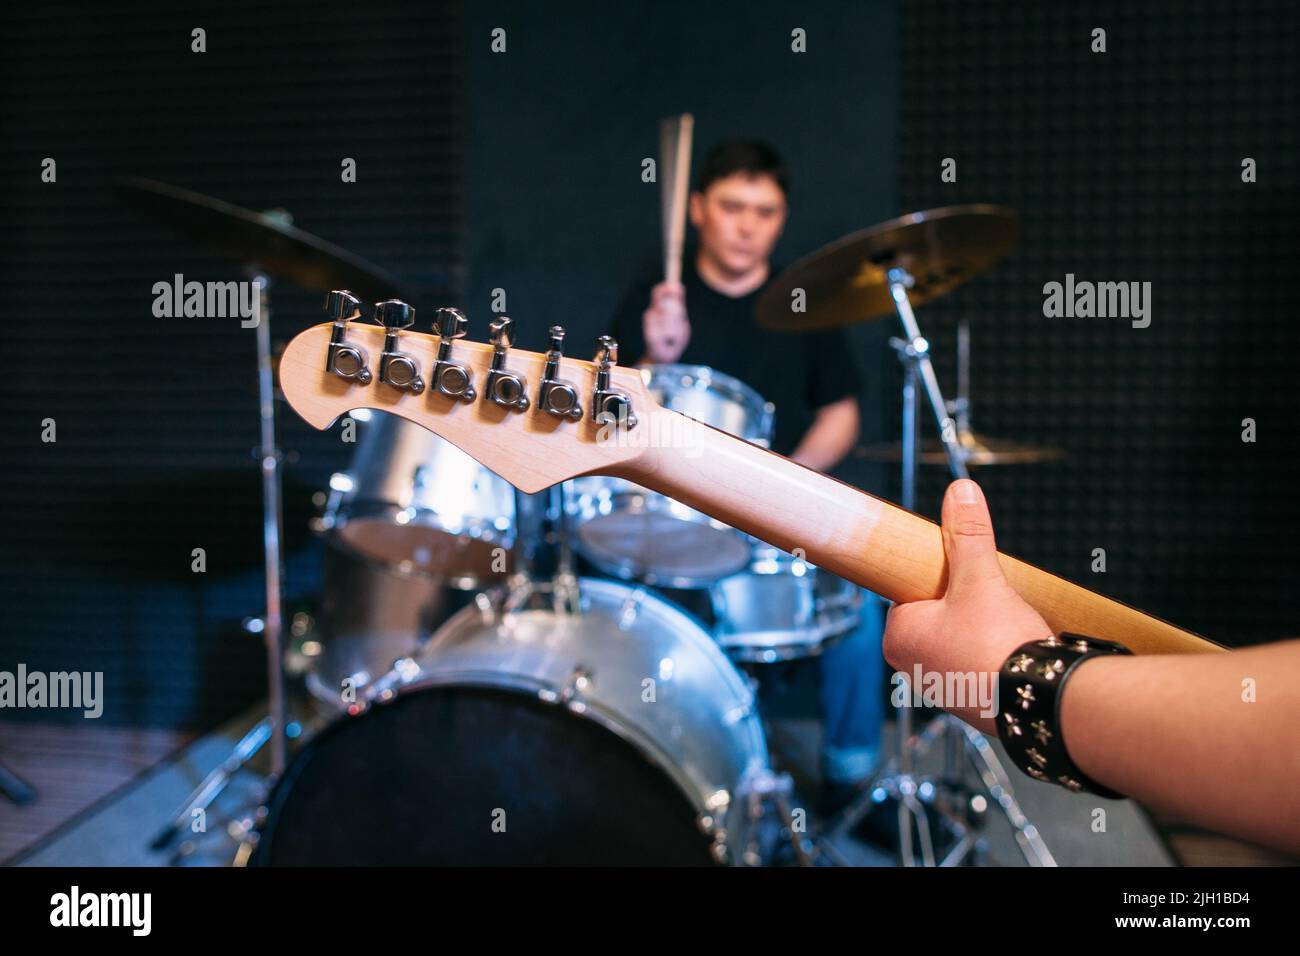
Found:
[613,408,1221,656]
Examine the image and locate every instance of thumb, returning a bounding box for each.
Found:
[940,479,1006,599]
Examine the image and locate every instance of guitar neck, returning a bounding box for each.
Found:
[612,408,1222,655]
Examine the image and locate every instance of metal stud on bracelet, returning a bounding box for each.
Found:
[996,633,1133,798]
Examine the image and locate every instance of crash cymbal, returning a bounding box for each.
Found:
[855,433,1065,466]
[119,177,413,302]
[757,205,1020,331]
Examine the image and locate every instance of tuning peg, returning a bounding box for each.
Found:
[325,289,362,322]
[430,307,476,402]
[592,335,636,428]
[595,335,619,366]
[489,316,515,349]
[324,289,371,384]
[435,307,469,341]
[485,317,529,411]
[376,299,415,330]
[373,299,423,394]
[538,325,583,420]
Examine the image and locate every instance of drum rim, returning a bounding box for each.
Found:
[328,497,516,544]
[324,500,514,589]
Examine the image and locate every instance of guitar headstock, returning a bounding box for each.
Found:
[278,291,660,493]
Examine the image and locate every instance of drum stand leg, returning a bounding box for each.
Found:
[148,717,272,850]
[0,759,37,805]
[829,271,1054,867]
[733,768,820,866]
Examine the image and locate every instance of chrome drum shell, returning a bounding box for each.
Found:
[320,409,515,588]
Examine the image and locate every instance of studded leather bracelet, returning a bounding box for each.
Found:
[996,633,1133,798]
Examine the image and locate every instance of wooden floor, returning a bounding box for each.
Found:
[0,720,192,864]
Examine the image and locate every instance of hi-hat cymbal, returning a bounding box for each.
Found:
[757,205,1020,331]
[119,177,413,302]
[855,433,1065,466]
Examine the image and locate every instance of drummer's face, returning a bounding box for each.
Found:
[690,174,787,278]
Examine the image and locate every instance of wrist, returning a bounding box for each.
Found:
[1058,654,1126,786]
[995,634,1133,798]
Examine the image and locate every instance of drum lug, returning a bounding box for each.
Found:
[722,702,753,725]
[362,657,422,706]
[558,665,594,708]
[697,789,733,863]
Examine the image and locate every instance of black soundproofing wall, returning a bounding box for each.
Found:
[896,1,1299,646]
[0,2,464,726]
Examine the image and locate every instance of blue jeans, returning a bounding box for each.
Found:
[818,589,886,786]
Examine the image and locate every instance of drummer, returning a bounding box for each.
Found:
[611,140,884,805]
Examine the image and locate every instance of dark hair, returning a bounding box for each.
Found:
[693,140,789,198]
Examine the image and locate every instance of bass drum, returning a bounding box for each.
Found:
[253,578,770,866]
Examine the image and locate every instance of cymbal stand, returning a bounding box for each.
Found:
[499,484,583,620]
[829,267,1054,866]
[151,273,291,851]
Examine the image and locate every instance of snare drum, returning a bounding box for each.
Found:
[319,409,515,588]
[567,365,774,588]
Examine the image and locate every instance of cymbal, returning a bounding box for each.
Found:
[757,205,1020,331]
[855,433,1066,466]
[119,177,413,302]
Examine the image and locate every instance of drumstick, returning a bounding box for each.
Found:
[659,113,694,286]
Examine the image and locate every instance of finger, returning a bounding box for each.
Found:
[940,479,1006,600]
[881,602,914,671]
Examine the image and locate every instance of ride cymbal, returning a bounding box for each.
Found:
[757,205,1020,331]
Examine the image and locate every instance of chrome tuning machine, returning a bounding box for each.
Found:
[375,300,425,394]
[537,326,583,421]
[592,335,637,429]
[485,317,530,412]
[431,308,477,403]
[324,290,371,384]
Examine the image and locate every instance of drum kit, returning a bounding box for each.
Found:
[125,177,1066,867]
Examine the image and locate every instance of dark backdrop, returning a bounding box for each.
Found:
[0,0,897,729]
[2,1,1295,733]
[897,0,1300,646]
[462,0,899,494]
[0,2,464,726]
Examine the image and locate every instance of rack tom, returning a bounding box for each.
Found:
[567,364,774,588]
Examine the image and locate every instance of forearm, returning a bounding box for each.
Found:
[1060,640,1300,853]
[791,398,858,471]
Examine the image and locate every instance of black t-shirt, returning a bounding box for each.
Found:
[611,256,862,456]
